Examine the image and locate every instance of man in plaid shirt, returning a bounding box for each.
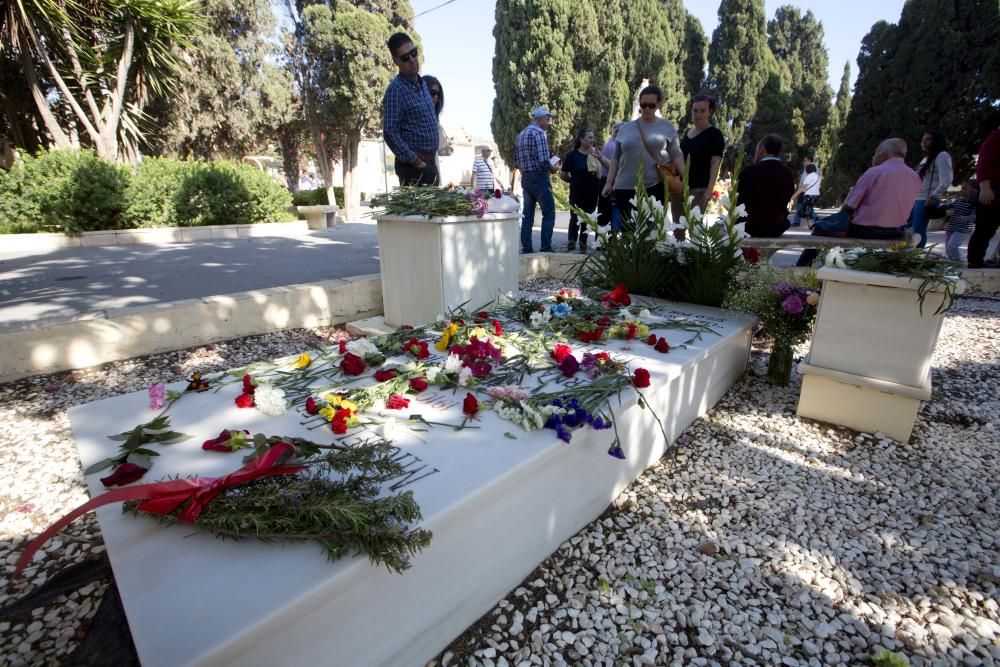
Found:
[515,106,559,253]
[382,32,440,186]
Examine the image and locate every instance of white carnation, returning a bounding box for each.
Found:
[425,366,441,383]
[458,367,473,387]
[639,308,652,319]
[254,384,287,417]
[443,353,463,374]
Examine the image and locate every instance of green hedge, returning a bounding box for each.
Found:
[0,150,294,234]
[291,186,348,209]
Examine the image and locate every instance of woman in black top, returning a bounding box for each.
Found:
[562,127,608,252]
[673,93,725,223]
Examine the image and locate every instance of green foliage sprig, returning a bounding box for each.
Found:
[125,436,432,573]
[85,414,191,475]
[370,187,474,218]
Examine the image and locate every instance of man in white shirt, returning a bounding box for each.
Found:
[791,157,821,227]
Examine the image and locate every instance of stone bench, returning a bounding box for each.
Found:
[741,235,900,259]
[297,205,339,229]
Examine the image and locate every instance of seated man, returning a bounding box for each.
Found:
[797,138,920,265]
[736,134,796,237]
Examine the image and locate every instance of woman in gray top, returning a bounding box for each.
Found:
[601,84,685,227]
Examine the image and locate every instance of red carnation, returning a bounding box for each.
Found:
[403,337,430,359]
[100,462,148,487]
[646,333,658,345]
[305,396,319,415]
[655,337,670,353]
[559,354,580,378]
[340,352,366,376]
[409,377,429,392]
[338,340,347,354]
[373,369,398,382]
[474,310,489,323]
[633,368,651,388]
[551,344,572,363]
[625,322,637,340]
[462,392,479,417]
[493,319,503,336]
[235,392,255,409]
[331,416,348,434]
[241,374,256,395]
[386,394,410,410]
[595,352,611,362]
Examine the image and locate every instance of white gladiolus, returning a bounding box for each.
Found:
[254,384,287,417]
[719,193,731,208]
[734,203,747,218]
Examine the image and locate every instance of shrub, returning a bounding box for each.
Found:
[171,160,294,227]
[0,149,129,233]
[291,186,346,209]
[124,157,195,228]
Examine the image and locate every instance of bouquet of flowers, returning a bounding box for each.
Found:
[724,264,820,385]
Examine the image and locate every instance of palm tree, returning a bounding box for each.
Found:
[0,0,200,160]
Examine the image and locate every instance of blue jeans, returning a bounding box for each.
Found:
[520,171,555,252]
[908,199,928,248]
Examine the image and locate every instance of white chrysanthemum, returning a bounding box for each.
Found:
[529,310,552,329]
[346,338,380,357]
[425,366,441,383]
[402,360,420,373]
[443,353,463,374]
[619,307,633,319]
[639,308,652,319]
[458,367,473,387]
[254,384,287,417]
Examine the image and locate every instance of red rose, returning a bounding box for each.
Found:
[493,319,503,336]
[202,429,249,452]
[463,392,479,417]
[338,340,347,354]
[494,188,502,198]
[409,377,429,392]
[242,374,255,394]
[305,396,319,415]
[340,352,366,376]
[551,344,572,363]
[386,394,410,410]
[100,462,148,487]
[655,337,670,353]
[633,368,651,388]
[235,392,255,409]
[373,369,398,382]
[331,417,348,434]
[646,333,658,345]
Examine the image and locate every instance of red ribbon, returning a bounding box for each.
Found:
[15,443,304,576]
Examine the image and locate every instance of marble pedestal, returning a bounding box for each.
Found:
[61,299,752,667]
[377,213,520,327]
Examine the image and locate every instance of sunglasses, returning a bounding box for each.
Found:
[397,47,418,63]
[639,102,659,109]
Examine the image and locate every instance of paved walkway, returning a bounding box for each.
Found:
[0,213,956,328]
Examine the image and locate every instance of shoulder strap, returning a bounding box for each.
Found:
[636,121,659,161]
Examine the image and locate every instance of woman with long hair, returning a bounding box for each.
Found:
[422,75,453,159]
[674,93,725,222]
[561,127,608,252]
[909,129,952,248]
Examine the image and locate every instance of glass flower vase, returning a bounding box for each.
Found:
[767,341,794,386]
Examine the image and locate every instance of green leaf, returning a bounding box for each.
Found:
[142,426,173,435]
[156,432,192,444]
[84,457,118,475]
[107,432,133,442]
[126,452,152,469]
[504,432,517,439]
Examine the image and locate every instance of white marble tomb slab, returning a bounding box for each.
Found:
[63,299,753,666]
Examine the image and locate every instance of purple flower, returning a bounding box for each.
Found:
[781,294,805,316]
[607,445,626,459]
[559,354,580,378]
[773,282,794,296]
[148,383,166,410]
[590,416,612,430]
[555,424,572,443]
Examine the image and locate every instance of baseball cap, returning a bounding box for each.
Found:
[530,106,553,119]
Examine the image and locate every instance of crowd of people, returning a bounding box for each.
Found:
[380,31,1000,268]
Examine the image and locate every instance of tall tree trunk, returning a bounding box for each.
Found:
[278,128,299,193]
[342,133,361,222]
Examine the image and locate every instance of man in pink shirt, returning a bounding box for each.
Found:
[843,138,921,236]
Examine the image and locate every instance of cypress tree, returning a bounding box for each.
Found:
[619,0,682,117]
[584,0,629,142]
[681,13,708,102]
[706,0,770,152]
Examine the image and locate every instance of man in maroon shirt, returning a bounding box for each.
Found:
[968,128,1000,268]
[736,134,796,237]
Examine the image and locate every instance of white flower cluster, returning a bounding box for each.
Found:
[254,384,287,416]
[423,353,473,386]
[346,338,380,357]
[529,309,552,329]
[494,400,569,432]
[824,246,861,269]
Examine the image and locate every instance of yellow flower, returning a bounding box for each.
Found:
[435,326,455,352]
[294,353,312,369]
[339,398,359,413]
[319,405,338,422]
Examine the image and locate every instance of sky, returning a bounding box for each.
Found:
[412,0,908,141]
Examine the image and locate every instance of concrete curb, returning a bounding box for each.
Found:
[2,220,312,253]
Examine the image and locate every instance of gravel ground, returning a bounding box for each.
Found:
[1,283,998,666]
